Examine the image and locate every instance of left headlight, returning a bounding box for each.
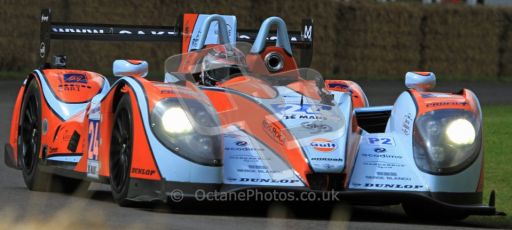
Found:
[151,98,223,166]
[413,109,482,175]
[161,107,194,134]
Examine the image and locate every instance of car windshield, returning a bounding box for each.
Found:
[164,42,330,101]
[163,43,344,182]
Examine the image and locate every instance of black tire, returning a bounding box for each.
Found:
[19,80,89,194]
[402,203,469,221]
[109,93,134,206]
[19,79,50,191]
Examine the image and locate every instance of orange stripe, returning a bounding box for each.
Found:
[413,71,432,76]
[127,60,143,65]
[204,89,311,184]
[410,89,474,117]
[182,14,199,53]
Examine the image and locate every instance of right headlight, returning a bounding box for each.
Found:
[445,118,476,145]
[150,98,223,166]
[413,109,482,175]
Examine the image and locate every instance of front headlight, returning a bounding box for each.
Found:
[413,109,482,175]
[151,98,222,166]
[445,118,476,145]
[161,107,194,134]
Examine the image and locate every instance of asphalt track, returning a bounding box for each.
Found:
[0,79,510,230]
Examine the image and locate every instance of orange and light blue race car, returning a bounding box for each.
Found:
[4,8,503,219]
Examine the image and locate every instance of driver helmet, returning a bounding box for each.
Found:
[199,45,246,86]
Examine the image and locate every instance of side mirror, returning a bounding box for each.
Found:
[113,60,148,78]
[405,72,436,91]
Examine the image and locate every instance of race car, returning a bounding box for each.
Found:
[4,9,502,219]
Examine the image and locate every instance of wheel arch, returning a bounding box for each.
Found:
[99,77,162,182]
[8,72,45,168]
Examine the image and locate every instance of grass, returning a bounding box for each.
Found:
[467,106,512,227]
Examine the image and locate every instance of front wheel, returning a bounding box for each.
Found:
[109,93,134,206]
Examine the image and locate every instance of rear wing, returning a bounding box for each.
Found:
[39,9,314,68]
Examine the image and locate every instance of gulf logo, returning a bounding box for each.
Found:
[310,138,337,152]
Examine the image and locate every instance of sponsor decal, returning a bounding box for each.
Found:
[310,157,343,162]
[271,104,332,120]
[402,113,413,136]
[191,37,199,48]
[366,137,395,146]
[225,141,264,151]
[362,183,423,189]
[239,178,300,184]
[301,121,332,133]
[272,104,332,115]
[364,175,412,181]
[41,14,49,22]
[374,147,386,153]
[236,34,301,42]
[376,171,397,176]
[361,153,402,159]
[426,101,468,108]
[64,73,88,84]
[284,114,326,120]
[304,25,313,40]
[225,147,264,152]
[59,73,91,92]
[262,120,286,145]
[131,168,156,176]
[59,84,89,92]
[53,27,105,34]
[228,155,270,162]
[39,42,46,58]
[310,138,337,152]
[363,161,405,169]
[52,27,177,36]
[236,141,248,146]
[248,165,267,170]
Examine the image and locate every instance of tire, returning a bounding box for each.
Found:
[109,93,134,206]
[19,79,89,194]
[402,203,469,221]
[19,79,50,191]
